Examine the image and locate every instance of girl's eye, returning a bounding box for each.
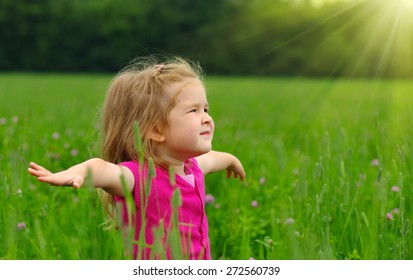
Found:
[188,107,209,113]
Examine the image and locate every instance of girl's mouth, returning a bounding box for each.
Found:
[200,130,212,136]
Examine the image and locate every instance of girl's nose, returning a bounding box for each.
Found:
[202,113,213,125]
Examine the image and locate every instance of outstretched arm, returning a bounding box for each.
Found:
[28,158,134,196]
[196,150,245,180]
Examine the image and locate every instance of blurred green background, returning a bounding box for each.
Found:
[1,0,412,78]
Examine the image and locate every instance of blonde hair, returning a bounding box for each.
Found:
[99,56,204,223]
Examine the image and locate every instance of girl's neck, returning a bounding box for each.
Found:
[157,155,187,176]
[154,146,190,176]
[172,164,186,176]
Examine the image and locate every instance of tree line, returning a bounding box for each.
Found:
[0,0,410,77]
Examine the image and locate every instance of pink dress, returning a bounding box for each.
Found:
[115,158,211,260]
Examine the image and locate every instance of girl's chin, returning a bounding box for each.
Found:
[193,147,212,157]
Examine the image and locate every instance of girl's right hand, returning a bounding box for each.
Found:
[28,162,85,188]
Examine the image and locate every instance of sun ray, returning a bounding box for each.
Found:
[399,0,413,11]
[309,0,413,78]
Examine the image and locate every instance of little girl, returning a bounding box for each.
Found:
[28,57,245,260]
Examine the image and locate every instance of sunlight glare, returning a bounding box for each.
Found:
[399,0,413,11]
[358,0,413,78]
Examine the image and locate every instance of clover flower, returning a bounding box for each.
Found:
[391,186,400,192]
[370,159,379,167]
[17,222,27,231]
[285,218,295,225]
[205,194,215,204]
[70,149,78,157]
[386,213,393,220]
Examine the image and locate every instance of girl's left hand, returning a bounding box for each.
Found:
[225,158,246,181]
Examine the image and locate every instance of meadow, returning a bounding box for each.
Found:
[1,73,413,260]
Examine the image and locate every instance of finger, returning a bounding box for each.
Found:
[37,175,63,185]
[239,170,246,181]
[72,176,84,189]
[29,162,50,172]
[27,167,36,175]
[37,173,70,186]
[240,173,245,181]
[28,166,47,174]
[38,175,83,188]
[37,176,55,185]
[28,167,52,178]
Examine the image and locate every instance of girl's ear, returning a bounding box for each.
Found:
[149,125,165,142]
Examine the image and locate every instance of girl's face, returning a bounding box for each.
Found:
[160,78,214,162]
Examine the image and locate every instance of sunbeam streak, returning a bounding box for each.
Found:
[273,0,413,78]
[399,0,413,11]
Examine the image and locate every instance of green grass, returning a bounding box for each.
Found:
[1,73,413,259]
